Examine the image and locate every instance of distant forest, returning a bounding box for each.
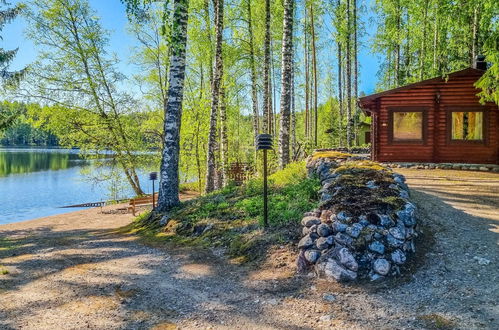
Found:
[0,102,59,147]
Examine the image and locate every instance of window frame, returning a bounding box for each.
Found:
[446,107,488,145]
[388,107,428,145]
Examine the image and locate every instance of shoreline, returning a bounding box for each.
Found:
[0,190,199,231]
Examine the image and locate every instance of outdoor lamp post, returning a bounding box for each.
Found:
[149,172,158,209]
[256,134,273,228]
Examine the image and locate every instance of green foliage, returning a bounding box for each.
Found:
[476,24,499,105]
[373,0,498,91]
[124,162,320,261]
[268,161,307,186]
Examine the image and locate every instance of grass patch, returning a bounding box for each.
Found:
[121,162,320,262]
[418,314,456,329]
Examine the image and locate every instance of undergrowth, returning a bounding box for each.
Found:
[120,161,320,263]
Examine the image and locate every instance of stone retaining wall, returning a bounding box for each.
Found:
[297,154,418,282]
[384,162,499,172]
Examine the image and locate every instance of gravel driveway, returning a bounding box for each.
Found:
[0,169,498,329]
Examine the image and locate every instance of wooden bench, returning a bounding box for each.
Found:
[128,193,158,216]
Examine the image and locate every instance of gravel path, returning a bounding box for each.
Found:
[0,169,498,329]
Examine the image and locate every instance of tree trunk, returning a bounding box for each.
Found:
[263,0,271,134]
[353,0,358,145]
[346,0,352,148]
[471,4,479,66]
[205,0,224,193]
[337,0,343,147]
[304,7,309,140]
[157,0,189,212]
[278,0,294,168]
[419,0,429,80]
[310,4,318,147]
[246,0,259,159]
[219,84,228,186]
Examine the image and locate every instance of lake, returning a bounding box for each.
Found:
[0,148,153,224]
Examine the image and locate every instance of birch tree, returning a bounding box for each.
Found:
[205,0,224,193]
[278,0,294,168]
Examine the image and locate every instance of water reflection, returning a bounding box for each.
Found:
[0,148,87,177]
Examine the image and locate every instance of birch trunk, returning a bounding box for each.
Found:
[246,0,259,157]
[304,7,309,140]
[278,0,294,168]
[337,0,343,147]
[157,0,189,212]
[310,4,318,147]
[205,0,224,193]
[219,84,228,186]
[263,0,271,134]
[346,0,353,148]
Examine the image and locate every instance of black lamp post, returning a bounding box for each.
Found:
[256,134,273,227]
[149,172,158,209]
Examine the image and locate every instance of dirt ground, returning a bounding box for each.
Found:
[0,170,498,329]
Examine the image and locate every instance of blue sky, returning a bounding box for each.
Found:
[3,0,382,97]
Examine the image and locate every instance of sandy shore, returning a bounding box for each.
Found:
[0,190,199,235]
[1,172,498,329]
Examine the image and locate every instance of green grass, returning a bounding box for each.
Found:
[121,162,320,262]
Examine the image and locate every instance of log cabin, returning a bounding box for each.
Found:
[358,59,498,164]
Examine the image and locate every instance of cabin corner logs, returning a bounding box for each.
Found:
[297,153,417,282]
[359,68,499,165]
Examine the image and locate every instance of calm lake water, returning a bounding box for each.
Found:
[0,148,152,224]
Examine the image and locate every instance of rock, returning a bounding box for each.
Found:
[309,224,318,234]
[304,249,321,263]
[302,216,321,227]
[159,215,170,226]
[387,234,404,248]
[402,240,415,252]
[368,241,385,254]
[322,293,336,303]
[369,272,385,281]
[304,210,321,217]
[335,211,349,222]
[321,259,357,282]
[337,247,358,271]
[316,236,333,250]
[317,223,333,237]
[396,206,416,227]
[320,193,333,202]
[399,190,410,199]
[389,184,399,190]
[302,226,311,236]
[379,215,395,228]
[473,256,491,265]
[391,249,407,265]
[320,210,333,223]
[389,226,406,240]
[393,174,406,183]
[346,225,361,238]
[366,180,377,189]
[405,227,415,239]
[298,235,315,249]
[373,258,391,275]
[319,315,334,322]
[296,251,308,273]
[479,166,489,171]
[331,221,348,233]
[334,232,353,247]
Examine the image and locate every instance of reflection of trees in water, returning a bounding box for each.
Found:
[0,151,86,176]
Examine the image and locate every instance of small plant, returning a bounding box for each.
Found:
[0,266,9,275]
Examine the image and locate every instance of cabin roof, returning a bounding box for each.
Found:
[358,68,485,112]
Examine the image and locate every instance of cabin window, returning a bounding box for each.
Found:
[451,111,483,141]
[392,111,423,141]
